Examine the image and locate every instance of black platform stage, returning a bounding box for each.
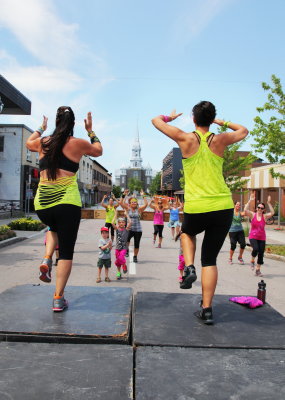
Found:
[135,346,285,400]
[0,285,132,344]
[133,292,285,348]
[0,342,133,400]
[1,286,285,399]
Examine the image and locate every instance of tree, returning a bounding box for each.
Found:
[179,169,185,191]
[148,172,161,195]
[251,74,285,179]
[128,177,143,193]
[112,185,122,198]
[219,124,256,192]
[222,143,256,192]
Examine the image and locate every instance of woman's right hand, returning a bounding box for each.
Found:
[250,192,255,202]
[169,109,183,121]
[84,112,92,132]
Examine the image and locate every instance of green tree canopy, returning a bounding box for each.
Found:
[128,177,143,193]
[148,172,161,195]
[112,185,122,198]
[218,124,257,192]
[251,74,285,178]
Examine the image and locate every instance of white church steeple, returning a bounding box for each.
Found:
[130,125,143,168]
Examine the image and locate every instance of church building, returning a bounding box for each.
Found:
[115,130,154,192]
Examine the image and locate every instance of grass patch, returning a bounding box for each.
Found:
[265,245,285,257]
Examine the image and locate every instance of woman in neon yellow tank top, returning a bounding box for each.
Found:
[101,194,119,241]
[152,101,248,324]
[26,107,102,312]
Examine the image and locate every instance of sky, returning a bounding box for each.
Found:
[0,0,285,179]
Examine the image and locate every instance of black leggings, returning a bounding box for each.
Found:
[154,224,164,238]
[37,204,81,260]
[127,231,142,249]
[229,230,246,251]
[105,222,115,237]
[249,239,266,265]
[182,208,233,267]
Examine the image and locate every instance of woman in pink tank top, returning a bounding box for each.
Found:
[149,197,169,248]
[244,193,274,276]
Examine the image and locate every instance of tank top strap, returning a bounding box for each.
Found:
[195,129,212,142]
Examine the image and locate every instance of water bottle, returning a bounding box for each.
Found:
[257,280,266,303]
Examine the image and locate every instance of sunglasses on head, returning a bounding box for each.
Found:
[257,206,265,210]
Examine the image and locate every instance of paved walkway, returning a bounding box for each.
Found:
[0,217,284,316]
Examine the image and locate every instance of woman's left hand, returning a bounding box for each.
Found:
[267,195,271,203]
[42,115,48,131]
[84,112,92,132]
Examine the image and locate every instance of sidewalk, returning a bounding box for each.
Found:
[0,218,284,316]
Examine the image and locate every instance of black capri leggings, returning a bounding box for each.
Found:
[105,222,115,237]
[154,224,164,238]
[229,230,246,251]
[182,208,234,267]
[127,231,142,249]
[249,238,266,265]
[37,204,81,260]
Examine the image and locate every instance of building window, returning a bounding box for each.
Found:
[0,136,4,152]
[122,176,125,183]
[26,149,32,162]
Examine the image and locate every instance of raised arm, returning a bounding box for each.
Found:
[244,193,255,219]
[265,195,275,219]
[75,112,102,157]
[151,111,185,144]
[100,195,108,209]
[139,192,148,213]
[213,119,248,146]
[26,116,48,152]
[148,198,156,210]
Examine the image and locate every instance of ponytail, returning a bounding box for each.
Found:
[41,106,75,180]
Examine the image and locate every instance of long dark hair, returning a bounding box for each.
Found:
[41,106,75,180]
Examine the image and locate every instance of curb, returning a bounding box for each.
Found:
[0,228,47,250]
[0,236,26,249]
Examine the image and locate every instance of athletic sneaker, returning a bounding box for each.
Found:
[250,261,255,271]
[53,296,68,312]
[178,276,183,283]
[194,306,214,325]
[228,259,233,265]
[122,264,128,273]
[180,265,197,289]
[238,257,244,265]
[116,272,121,280]
[39,258,52,283]
[157,244,161,248]
[255,269,263,277]
[133,256,138,263]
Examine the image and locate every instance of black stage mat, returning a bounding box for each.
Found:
[136,346,285,400]
[133,292,285,348]
[0,342,133,400]
[0,285,132,344]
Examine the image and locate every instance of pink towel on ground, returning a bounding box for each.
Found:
[229,296,264,308]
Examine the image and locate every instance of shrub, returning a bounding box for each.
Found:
[0,225,16,241]
[8,218,46,231]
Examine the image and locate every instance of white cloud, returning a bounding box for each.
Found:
[0,0,79,67]
[172,0,236,47]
